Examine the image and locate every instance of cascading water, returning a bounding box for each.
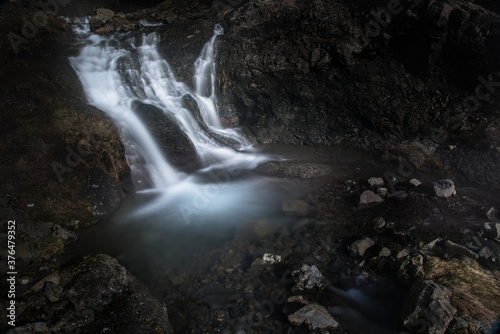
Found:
[70,24,262,192]
[69,22,273,224]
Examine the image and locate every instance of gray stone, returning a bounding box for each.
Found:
[50,225,78,245]
[445,240,479,260]
[288,304,339,330]
[433,179,456,198]
[379,247,391,257]
[368,177,384,187]
[410,178,422,187]
[486,207,496,220]
[358,190,384,209]
[397,249,410,260]
[282,200,310,217]
[291,264,326,291]
[401,280,456,334]
[252,253,281,266]
[24,272,60,296]
[350,237,375,256]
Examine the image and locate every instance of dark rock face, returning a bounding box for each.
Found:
[18,254,173,333]
[132,101,201,172]
[217,0,500,149]
[401,280,457,334]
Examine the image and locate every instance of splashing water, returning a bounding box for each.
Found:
[70,24,265,191]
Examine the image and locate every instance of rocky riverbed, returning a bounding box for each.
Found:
[0,0,499,333]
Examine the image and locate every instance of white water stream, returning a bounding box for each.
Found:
[69,23,272,224]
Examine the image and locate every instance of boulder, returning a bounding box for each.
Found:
[444,240,479,260]
[252,253,282,266]
[401,280,457,334]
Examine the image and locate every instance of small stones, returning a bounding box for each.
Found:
[252,253,281,266]
[433,179,456,198]
[291,264,326,291]
[350,237,375,256]
[288,304,339,330]
[358,190,384,209]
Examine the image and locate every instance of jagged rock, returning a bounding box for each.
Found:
[43,255,173,333]
[282,200,310,217]
[50,225,78,245]
[397,249,410,260]
[444,240,479,260]
[368,177,384,187]
[486,207,496,220]
[350,237,375,256]
[358,190,384,209]
[288,304,339,330]
[252,253,281,266]
[291,264,326,291]
[401,280,457,334]
[433,179,456,198]
[399,254,424,283]
[23,272,60,296]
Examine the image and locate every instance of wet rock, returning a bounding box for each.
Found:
[77,167,125,217]
[291,264,326,291]
[252,253,281,266]
[89,8,137,34]
[433,179,456,198]
[401,280,456,334]
[45,254,173,333]
[368,177,384,187]
[399,254,424,284]
[444,240,479,260]
[486,207,496,221]
[358,190,384,209]
[350,237,375,256]
[44,281,63,302]
[282,200,310,217]
[132,101,201,173]
[288,304,339,330]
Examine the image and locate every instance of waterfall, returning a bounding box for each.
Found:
[69,24,260,191]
